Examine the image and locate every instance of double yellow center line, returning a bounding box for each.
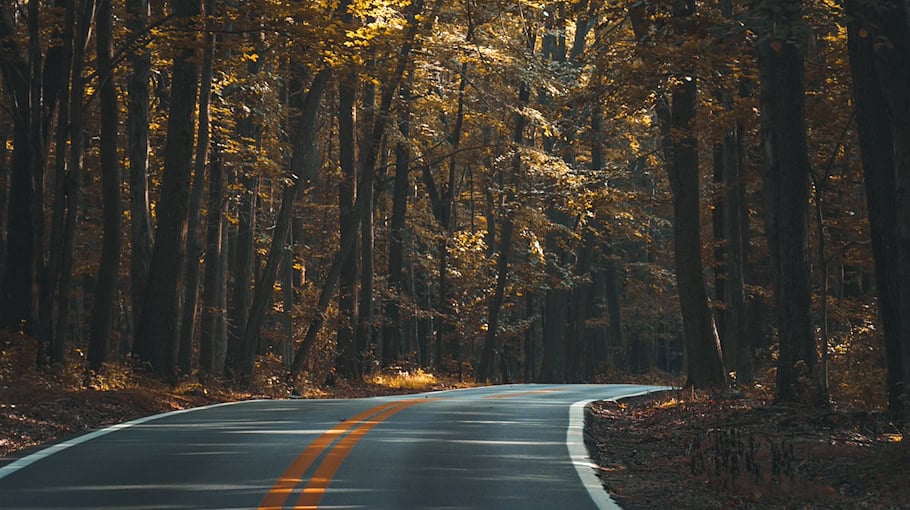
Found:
[259,388,561,509]
[258,399,431,510]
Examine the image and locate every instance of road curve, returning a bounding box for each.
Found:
[0,384,666,509]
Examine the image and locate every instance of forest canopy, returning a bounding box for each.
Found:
[1,0,908,414]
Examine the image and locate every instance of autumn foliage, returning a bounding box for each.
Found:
[0,0,907,421]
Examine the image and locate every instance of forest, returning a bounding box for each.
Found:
[0,0,908,419]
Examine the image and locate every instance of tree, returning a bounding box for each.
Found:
[127,0,154,341]
[629,0,726,389]
[88,0,123,372]
[754,0,819,404]
[133,0,203,383]
[845,0,910,414]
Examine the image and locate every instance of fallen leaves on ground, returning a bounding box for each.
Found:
[587,390,909,509]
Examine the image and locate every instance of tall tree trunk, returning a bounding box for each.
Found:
[477,219,515,382]
[133,0,202,383]
[603,255,625,368]
[383,81,411,366]
[712,144,727,346]
[0,122,9,282]
[127,0,153,343]
[845,1,909,415]
[55,0,93,365]
[41,0,75,360]
[871,0,910,415]
[723,123,751,383]
[660,78,727,389]
[226,171,257,378]
[280,240,294,365]
[199,135,226,374]
[224,27,264,381]
[756,0,818,403]
[356,75,377,368]
[336,72,360,379]
[178,10,215,375]
[538,288,568,382]
[0,4,41,338]
[88,0,122,372]
[569,232,595,382]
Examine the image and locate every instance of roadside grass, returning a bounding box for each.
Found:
[368,369,438,390]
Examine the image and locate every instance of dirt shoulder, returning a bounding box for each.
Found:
[586,391,909,509]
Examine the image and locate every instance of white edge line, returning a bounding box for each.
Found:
[568,387,672,510]
[0,399,262,481]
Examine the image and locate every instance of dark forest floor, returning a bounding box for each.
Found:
[588,389,909,509]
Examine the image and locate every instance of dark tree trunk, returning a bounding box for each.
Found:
[225,32,264,381]
[133,0,202,383]
[88,0,122,372]
[871,0,910,415]
[443,69,468,366]
[477,219,515,382]
[41,0,74,359]
[568,233,595,382]
[336,73,360,379]
[279,239,294,364]
[723,123,751,383]
[178,12,215,375]
[524,293,540,381]
[226,171,257,379]
[127,0,153,341]
[356,75,377,369]
[199,136,225,374]
[55,0,93,365]
[712,144,727,346]
[0,4,42,338]
[603,251,625,369]
[845,2,909,414]
[756,0,818,403]
[0,122,9,282]
[538,289,568,383]
[660,79,726,389]
[383,81,411,366]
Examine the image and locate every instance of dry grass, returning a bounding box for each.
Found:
[368,369,439,390]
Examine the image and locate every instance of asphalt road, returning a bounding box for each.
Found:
[0,384,666,509]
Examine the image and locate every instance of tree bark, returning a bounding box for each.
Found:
[88,0,123,372]
[200,136,226,374]
[723,123,751,383]
[0,3,42,338]
[336,72,361,379]
[133,0,202,383]
[356,75,377,369]
[662,78,727,389]
[55,0,94,365]
[756,0,818,403]
[0,121,9,283]
[41,0,75,361]
[871,0,910,415]
[383,81,411,366]
[845,1,909,414]
[127,0,154,342]
[178,9,215,375]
